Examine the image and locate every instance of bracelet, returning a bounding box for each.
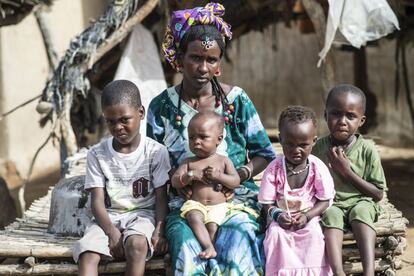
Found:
[240,165,252,181]
[303,212,311,222]
[270,207,283,221]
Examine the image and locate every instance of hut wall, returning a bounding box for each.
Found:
[220,23,414,147]
[0,0,110,177]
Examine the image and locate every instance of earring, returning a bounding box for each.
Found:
[214,68,221,76]
[176,64,183,73]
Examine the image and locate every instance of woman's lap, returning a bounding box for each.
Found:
[166,209,264,276]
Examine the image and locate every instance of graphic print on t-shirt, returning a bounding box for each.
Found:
[132,177,150,198]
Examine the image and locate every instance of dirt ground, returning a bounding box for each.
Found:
[11,144,414,275]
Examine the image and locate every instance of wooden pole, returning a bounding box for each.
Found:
[59,0,160,157]
[301,0,335,96]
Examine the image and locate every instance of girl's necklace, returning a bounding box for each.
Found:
[287,163,309,175]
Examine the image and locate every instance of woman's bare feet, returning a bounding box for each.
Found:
[199,246,217,259]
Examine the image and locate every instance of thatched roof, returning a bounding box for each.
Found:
[0,0,53,26]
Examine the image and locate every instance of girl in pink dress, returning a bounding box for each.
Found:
[259,106,335,275]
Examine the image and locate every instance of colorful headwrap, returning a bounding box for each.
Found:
[162,3,232,71]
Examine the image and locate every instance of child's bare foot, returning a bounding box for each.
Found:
[198,246,217,259]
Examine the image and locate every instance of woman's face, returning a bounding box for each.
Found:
[179,39,222,90]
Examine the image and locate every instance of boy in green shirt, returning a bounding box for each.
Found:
[313,84,386,276]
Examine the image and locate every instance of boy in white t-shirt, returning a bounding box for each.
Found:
[73,80,170,276]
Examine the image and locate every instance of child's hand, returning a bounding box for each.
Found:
[188,169,206,183]
[107,226,124,259]
[292,213,307,230]
[151,234,168,255]
[328,146,352,176]
[277,212,293,229]
[203,166,221,183]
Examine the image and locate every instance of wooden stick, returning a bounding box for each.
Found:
[88,0,160,68]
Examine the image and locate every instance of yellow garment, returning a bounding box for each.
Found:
[180,200,230,225]
[180,200,259,225]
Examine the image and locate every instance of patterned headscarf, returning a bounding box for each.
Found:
[162,3,232,71]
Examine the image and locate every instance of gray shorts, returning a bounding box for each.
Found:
[73,215,155,263]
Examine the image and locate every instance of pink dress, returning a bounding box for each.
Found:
[258,155,335,276]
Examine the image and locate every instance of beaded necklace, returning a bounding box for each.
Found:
[174,79,234,127]
[286,163,309,175]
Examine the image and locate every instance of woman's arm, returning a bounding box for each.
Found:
[238,156,270,182]
[90,187,124,258]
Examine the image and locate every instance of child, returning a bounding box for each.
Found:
[259,106,335,275]
[73,80,170,276]
[312,84,386,276]
[171,110,240,259]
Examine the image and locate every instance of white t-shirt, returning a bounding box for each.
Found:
[85,136,170,219]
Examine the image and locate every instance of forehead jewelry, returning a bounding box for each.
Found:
[201,36,214,51]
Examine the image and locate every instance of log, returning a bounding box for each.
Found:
[343,258,402,274]
[0,258,165,275]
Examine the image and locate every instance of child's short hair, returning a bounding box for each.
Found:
[190,110,224,131]
[278,105,317,130]
[101,80,141,109]
[326,84,366,113]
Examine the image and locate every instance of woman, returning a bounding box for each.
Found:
[147,3,276,275]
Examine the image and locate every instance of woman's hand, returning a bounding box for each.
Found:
[107,226,124,259]
[176,185,192,199]
[328,146,352,177]
[277,212,293,230]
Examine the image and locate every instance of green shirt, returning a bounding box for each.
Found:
[312,134,386,208]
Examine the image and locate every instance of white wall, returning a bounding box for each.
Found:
[0,0,109,177]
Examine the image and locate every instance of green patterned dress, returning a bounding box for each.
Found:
[147,86,275,275]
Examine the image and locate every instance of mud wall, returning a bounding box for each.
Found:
[220,23,414,147]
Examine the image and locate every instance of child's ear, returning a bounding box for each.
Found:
[312,136,318,145]
[139,106,145,120]
[217,134,223,146]
[359,115,366,127]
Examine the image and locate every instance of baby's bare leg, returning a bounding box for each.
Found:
[351,221,376,276]
[324,228,346,276]
[206,222,219,242]
[78,251,100,276]
[186,210,217,259]
[124,235,148,276]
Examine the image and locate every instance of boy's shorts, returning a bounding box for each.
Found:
[321,200,379,232]
[180,200,230,225]
[73,215,155,263]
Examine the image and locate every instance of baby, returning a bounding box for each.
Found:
[172,110,240,259]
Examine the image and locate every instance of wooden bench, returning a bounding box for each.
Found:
[0,144,408,275]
